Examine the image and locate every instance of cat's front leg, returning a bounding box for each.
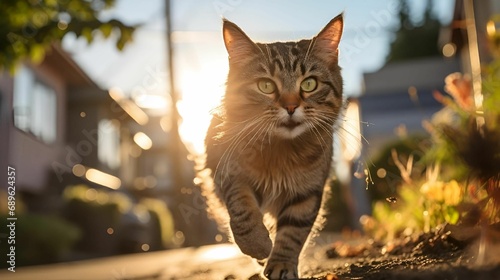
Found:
[264,190,322,279]
[223,184,272,260]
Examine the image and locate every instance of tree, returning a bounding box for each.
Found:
[0,0,136,72]
[386,0,442,63]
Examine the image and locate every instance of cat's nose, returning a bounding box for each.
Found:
[285,104,298,115]
[280,94,300,115]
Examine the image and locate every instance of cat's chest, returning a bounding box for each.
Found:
[243,140,312,167]
[238,140,329,189]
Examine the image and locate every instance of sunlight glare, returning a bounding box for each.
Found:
[341,100,362,161]
[109,87,149,125]
[177,63,227,156]
[85,168,121,190]
[197,244,242,262]
[134,94,169,110]
[133,132,153,150]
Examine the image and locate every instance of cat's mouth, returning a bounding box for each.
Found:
[280,120,302,129]
[275,118,307,138]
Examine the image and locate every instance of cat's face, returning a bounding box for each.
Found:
[222,15,344,139]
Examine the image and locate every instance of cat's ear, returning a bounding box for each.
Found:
[223,19,260,64]
[313,13,344,62]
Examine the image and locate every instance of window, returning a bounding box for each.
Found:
[98,119,121,169]
[13,66,57,143]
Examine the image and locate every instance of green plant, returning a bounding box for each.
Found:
[0,213,81,267]
[367,134,429,202]
[364,60,500,242]
[0,0,136,72]
[63,185,175,250]
[139,198,175,248]
[362,161,464,241]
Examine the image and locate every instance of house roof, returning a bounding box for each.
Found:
[43,44,101,89]
[362,57,460,96]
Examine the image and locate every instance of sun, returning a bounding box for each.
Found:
[176,62,228,156]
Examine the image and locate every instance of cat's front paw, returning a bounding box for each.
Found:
[263,262,298,280]
[231,220,272,260]
[233,231,272,260]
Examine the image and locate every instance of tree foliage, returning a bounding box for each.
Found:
[0,0,136,72]
[386,0,442,63]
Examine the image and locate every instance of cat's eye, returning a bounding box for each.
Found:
[257,79,276,94]
[300,77,317,92]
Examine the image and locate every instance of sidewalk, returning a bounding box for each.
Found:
[0,244,261,280]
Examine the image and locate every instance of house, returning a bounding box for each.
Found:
[0,45,132,206]
[0,45,182,263]
[358,57,460,159]
[1,42,222,261]
[358,0,500,164]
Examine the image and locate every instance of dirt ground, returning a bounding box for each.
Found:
[219,226,500,280]
[302,226,500,280]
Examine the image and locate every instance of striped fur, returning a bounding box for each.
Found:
[202,14,344,279]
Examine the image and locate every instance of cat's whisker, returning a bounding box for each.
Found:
[338,110,371,146]
[314,123,334,141]
[311,124,335,153]
[309,116,335,141]
[218,114,276,184]
[221,118,263,157]
[261,119,278,154]
[305,120,328,159]
[332,126,369,165]
[240,119,271,152]
[312,110,369,148]
[216,114,271,144]
[214,115,269,185]
[335,118,370,146]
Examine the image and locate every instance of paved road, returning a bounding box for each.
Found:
[0,244,262,280]
[0,233,343,280]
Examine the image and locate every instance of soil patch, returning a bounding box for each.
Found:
[235,226,500,280]
[306,226,500,280]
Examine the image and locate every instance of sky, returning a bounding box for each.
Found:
[64,0,455,154]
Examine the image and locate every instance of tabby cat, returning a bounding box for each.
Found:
[202,14,344,279]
